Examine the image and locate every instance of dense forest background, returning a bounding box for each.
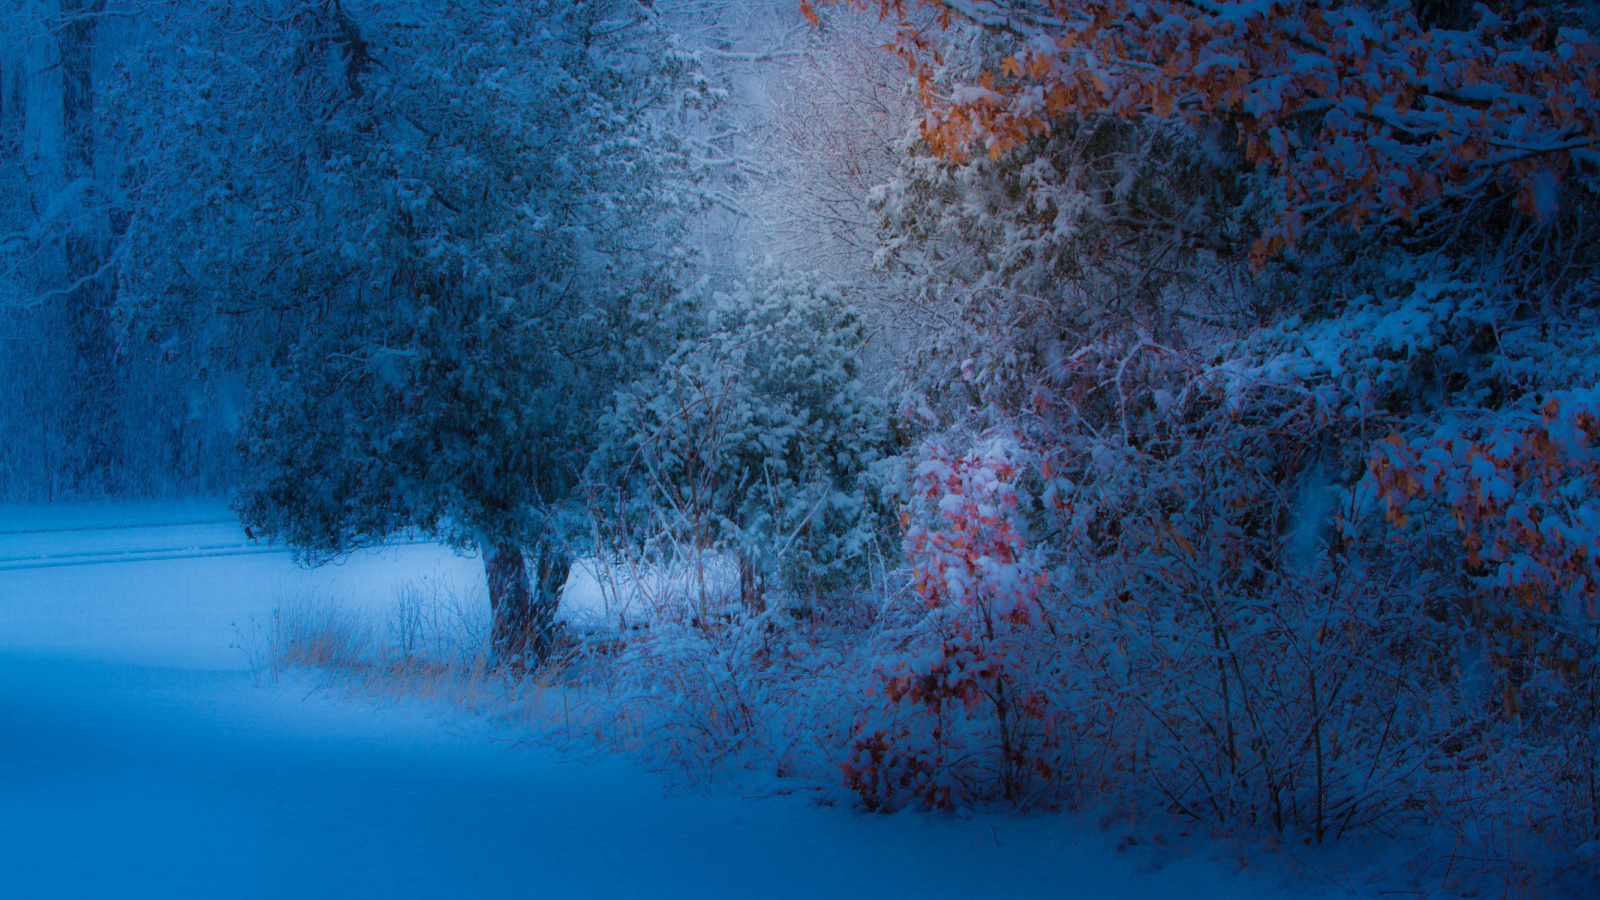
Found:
[4,0,1600,891]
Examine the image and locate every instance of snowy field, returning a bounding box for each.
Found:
[0,503,1370,899]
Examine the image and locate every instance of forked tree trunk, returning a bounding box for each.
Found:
[485,539,571,670]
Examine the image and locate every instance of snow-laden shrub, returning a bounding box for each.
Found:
[537,574,895,793]
[841,417,1454,824]
[565,256,1599,876]
[845,438,1065,810]
[589,268,902,615]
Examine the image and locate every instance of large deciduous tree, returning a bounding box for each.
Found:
[114,0,709,666]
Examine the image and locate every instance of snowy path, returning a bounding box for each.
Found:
[0,505,1356,899]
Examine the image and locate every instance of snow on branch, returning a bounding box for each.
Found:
[805,0,1600,263]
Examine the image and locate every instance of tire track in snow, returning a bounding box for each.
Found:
[0,518,436,571]
[0,518,237,537]
[0,544,289,571]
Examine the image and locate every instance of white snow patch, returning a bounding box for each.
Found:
[0,503,1379,898]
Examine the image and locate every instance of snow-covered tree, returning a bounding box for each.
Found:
[113,0,710,665]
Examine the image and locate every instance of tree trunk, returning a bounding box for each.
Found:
[48,0,121,492]
[485,539,571,670]
[485,542,535,669]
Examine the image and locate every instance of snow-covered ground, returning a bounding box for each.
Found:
[0,503,1367,899]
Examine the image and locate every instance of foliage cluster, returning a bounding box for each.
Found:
[713,0,1600,887]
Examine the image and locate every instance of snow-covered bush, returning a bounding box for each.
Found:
[844,257,1600,884]
[590,268,901,615]
[845,438,1065,810]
